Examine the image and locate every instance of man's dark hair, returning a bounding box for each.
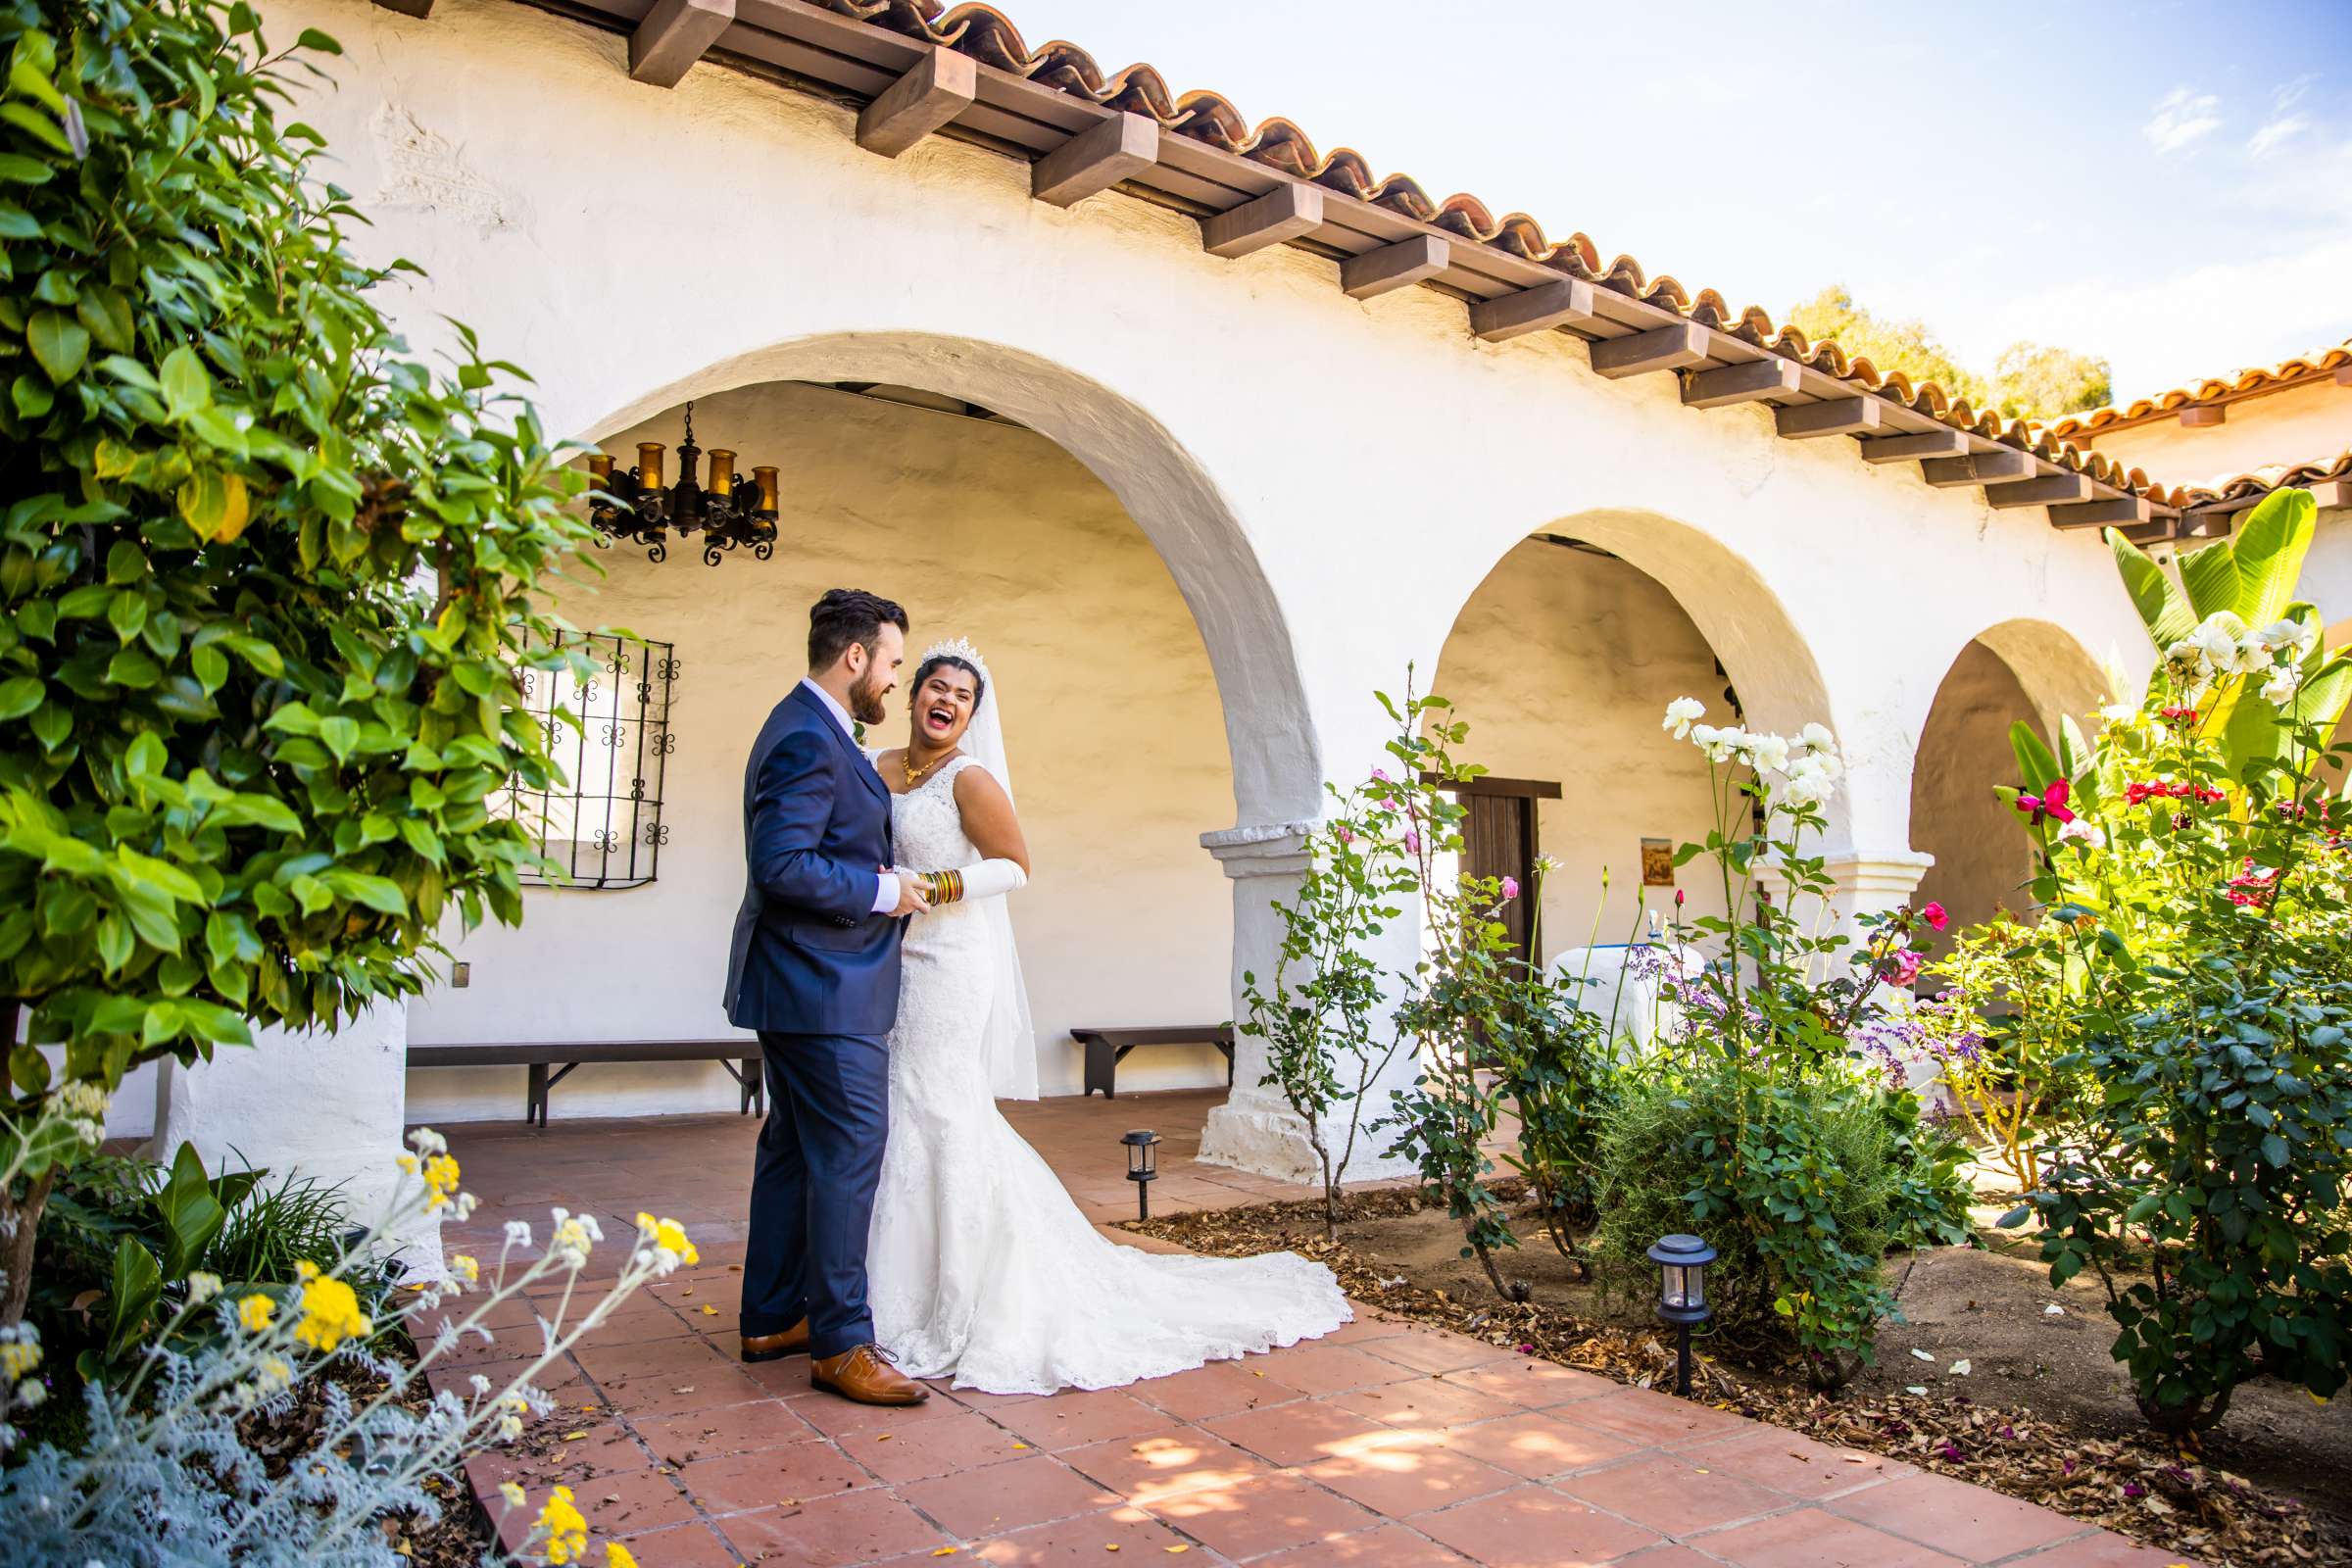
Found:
[807,588,908,671]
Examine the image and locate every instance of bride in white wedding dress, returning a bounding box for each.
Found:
[866,637,1349,1396]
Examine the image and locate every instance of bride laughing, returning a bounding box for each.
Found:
[863,637,1348,1395]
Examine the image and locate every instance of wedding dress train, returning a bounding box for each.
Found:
[868,756,1349,1395]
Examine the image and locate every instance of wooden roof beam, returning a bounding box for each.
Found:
[1201,182,1324,259]
[1681,358,1802,410]
[856,47,976,158]
[1921,450,2037,488]
[1775,398,1881,438]
[1985,474,2097,509]
[1590,321,1709,380]
[1469,279,1598,343]
[1033,113,1159,208]
[1858,430,1969,464]
[2048,496,2154,530]
[630,0,733,88]
[2311,479,2351,511]
[1342,235,1450,300]
[2130,518,2187,544]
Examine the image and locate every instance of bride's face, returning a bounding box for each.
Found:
[908,662,981,749]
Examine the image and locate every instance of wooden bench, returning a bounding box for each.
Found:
[1070,1025,1236,1101]
[408,1040,763,1128]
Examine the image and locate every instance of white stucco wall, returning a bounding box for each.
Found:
[407,381,1235,1119]
[235,0,2160,1173]
[1431,538,1734,953]
[2078,380,2351,484]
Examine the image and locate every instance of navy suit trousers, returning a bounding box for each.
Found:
[740,1029,890,1357]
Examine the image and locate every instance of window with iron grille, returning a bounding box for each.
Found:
[502,630,677,889]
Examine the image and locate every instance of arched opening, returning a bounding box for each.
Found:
[1428,514,1838,971]
[407,339,1318,1122]
[1908,620,2105,953]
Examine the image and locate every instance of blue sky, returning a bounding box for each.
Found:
[995,0,2352,402]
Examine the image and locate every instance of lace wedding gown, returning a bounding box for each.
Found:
[868,756,1350,1394]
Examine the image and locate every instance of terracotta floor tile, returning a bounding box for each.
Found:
[954,1505,1196,1565]
[1363,1334,1521,1376]
[893,1455,1120,1539]
[720,1490,951,1566]
[1330,1377,1523,1431]
[786,1384,978,1438]
[1827,1471,2082,1560]
[1412,1484,1663,1567]
[1439,1356,1617,1407]
[1692,1506,1970,1568]
[1133,1358,1303,1421]
[1318,1314,1417,1347]
[601,1361,774,1417]
[1204,1399,1400,1467]
[1431,1411,1638,1479]
[604,1521,746,1565]
[959,1387,1170,1450]
[574,1306,703,1349]
[676,1438,877,1515]
[571,1333,733,1387]
[573,1468,702,1540]
[1147,1469,1379,1557]
[836,1407,1034,1483]
[1615,1548,1728,1568]
[1554,1450,1788,1535]
[487,1419,653,1486]
[2006,1532,2207,1567]
[1254,1344,1422,1395]
[1677,1428,1910,1500]
[1560,1389,1755,1448]
[1249,1524,1474,1566]
[630,1398,816,1466]
[1059,1424,1276,1506]
[1299,1435,1519,1518]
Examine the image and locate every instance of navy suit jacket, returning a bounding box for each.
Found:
[723,683,904,1037]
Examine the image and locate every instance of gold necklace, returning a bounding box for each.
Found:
[901,748,956,788]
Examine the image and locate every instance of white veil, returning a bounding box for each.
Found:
[923,637,1040,1102]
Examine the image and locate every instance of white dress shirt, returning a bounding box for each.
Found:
[798,677,899,915]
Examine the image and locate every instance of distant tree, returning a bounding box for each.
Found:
[1786,286,2110,423]
[1989,341,2113,422]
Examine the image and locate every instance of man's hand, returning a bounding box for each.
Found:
[887,869,931,918]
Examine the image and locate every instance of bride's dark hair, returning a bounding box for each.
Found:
[913,653,985,708]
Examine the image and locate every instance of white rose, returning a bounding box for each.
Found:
[1749,733,1790,772]
[1662,697,1705,739]
[1798,721,1837,754]
[2193,612,2251,674]
[2261,666,2298,706]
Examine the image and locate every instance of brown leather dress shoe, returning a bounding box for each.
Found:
[810,1343,929,1405]
[741,1317,810,1364]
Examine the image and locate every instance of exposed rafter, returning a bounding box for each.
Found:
[1589,322,1708,380]
[1775,399,1880,439]
[1341,236,1450,300]
[1200,183,1323,259]
[1032,113,1158,208]
[1469,280,1597,343]
[855,47,976,158]
[629,0,732,88]
[1681,359,1801,411]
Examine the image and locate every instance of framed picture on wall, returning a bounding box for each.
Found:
[1641,837,1676,888]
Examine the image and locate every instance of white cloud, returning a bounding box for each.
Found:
[2248,115,2310,158]
[2272,73,2316,114]
[2142,87,2223,153]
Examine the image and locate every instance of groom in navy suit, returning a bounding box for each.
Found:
[727,589,933,1406]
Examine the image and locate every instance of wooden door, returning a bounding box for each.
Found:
[1450,776,1560,962]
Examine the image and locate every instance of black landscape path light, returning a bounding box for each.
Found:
[1648,1233,1716,1397]
[1122,1129,1160,1220]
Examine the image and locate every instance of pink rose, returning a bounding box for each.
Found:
[1370,767,1392,783]
[1885,947,1923,987]
[1403,830,1421,856]
[1921,902,1948,932]
[1335,826,1355,846]
[1500,876,1520,902]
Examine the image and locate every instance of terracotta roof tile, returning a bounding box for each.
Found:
[2048,341,2352,439]
[803,2,2336,520]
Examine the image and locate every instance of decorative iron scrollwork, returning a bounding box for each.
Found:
[496,629,676,890]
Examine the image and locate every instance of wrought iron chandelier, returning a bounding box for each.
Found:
[586,402,779,566]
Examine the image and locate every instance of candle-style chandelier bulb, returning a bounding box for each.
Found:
[586,401,780,566]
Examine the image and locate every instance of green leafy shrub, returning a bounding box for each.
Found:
[1593,1056,1968,1379]
[1981,490,2352,1436]
[0,0,593,1321]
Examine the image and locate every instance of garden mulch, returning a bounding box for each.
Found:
[1129,1190,2341,1568]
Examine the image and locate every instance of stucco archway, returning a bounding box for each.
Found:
[1423,510,1844,964]
[1907,618,2106,948]
[579,331,1320,831]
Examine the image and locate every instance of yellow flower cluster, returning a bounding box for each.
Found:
[0,1335,41,1381]
[605,1543,638,1568]
[635,1211,700,1267]
[395,1149,465,1212]
[238,1294,275,1333]
[535,1484,587,1564]
[450,1253,480,1287]
[291,1260,372,1352]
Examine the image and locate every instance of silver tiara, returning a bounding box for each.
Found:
[920,635,990,679]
